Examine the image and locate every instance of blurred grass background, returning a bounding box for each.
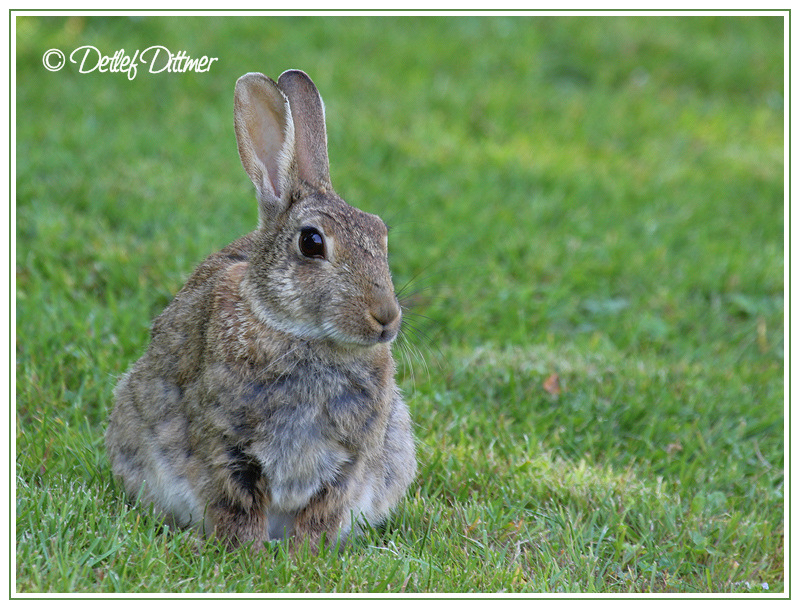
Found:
[15,14,784,594]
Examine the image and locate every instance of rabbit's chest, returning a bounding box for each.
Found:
[260,427,351,513]
[261,364,385,442]
[209,362,386,511]
[247,378,382,511]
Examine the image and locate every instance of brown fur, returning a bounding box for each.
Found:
[105,70,416,552]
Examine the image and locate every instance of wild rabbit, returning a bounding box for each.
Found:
[105,69,416,552]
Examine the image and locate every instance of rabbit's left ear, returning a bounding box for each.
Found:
[234,72,295,226]
[278,70,333,192]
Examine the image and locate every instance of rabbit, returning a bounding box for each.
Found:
[105,69,416,553]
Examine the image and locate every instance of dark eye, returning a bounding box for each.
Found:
[299,227,326,259]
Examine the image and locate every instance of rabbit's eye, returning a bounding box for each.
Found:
[299,227,326,259]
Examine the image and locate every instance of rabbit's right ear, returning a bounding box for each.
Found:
[234,72,295,227]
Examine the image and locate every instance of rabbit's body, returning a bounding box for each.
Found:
[106,70,415,551]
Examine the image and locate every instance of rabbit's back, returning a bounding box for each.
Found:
[106,234,258,527]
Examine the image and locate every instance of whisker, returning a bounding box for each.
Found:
[400,318,447,370]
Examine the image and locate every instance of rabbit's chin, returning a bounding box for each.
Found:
[322,325,398,350]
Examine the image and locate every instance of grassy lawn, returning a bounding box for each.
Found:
[14,14,785,594]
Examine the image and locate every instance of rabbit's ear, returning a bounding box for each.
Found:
[277,70,333,192]
[234,72,295,226]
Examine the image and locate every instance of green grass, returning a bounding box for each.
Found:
[15,14,784,594]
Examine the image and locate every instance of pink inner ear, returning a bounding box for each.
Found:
[245,83,290,199]
[235,73,292,203]
[251,110,287,198]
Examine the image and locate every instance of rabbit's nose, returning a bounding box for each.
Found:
[370,297,402,342]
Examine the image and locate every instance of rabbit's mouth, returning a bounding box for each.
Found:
[369,314,401,344]
[321,318,400,349]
